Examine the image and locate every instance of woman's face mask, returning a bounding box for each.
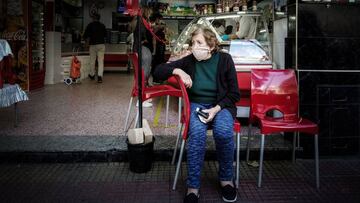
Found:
[192,46,210,61]
[191,33,212,61]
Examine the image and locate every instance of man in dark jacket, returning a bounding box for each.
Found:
[83,13,106,83]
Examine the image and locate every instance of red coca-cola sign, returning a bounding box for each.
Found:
[0,29,27,41]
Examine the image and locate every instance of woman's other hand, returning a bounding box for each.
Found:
[173,68,192,88]
[202,105,221,123]
[168,50,192,62]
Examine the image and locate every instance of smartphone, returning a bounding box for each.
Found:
[196,107,209,120]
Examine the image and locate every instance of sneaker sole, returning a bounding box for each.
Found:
[222,195,237,203]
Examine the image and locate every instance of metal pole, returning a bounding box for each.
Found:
[14,102,18,127]
[137,3,143,128]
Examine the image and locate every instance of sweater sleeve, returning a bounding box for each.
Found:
[153,55,193,81]
[217,53,241,109]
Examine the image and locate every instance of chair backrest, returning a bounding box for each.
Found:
[250,69,299,122]
[129,53,145,97]
[236,71,252,107]
[237,72,251,91]
[174,75,190,140]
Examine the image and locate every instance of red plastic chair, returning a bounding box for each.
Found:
[123,53,182,131]
[171,75,242,190]
[235,72,252,109]
[248,69,319,188]
[156,76,184,128]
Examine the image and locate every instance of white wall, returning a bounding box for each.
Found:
[45,32,62,84]
[83,0,117,29]
[273,18,287,69]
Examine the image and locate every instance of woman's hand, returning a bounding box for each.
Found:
[173,68,192,88]
[168,50,192,62]
[202,105,221,123]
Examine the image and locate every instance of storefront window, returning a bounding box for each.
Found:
[171,12,272,68]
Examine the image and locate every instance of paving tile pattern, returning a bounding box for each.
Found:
[0,134,292,152]
[0,159,359,203]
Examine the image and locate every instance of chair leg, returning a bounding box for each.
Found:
[297,132,300,148]
[14,102,18,127]
[165,96,170,127]
[246,124,252,162]
[314,134,320,189]
[171,124,183,165]
[124,97,134,132]
[178,98,182,128]
[236,131,241,189]
[134,110,139,128]
[258,134,265,188]
[173,139,185,190]
[292,133,297,163]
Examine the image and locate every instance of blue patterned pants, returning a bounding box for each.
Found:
[187,103,235,189]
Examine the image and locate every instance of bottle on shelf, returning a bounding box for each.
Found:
[225,0,230,13]
[252,0,257,11]
[242,0,247,11]
[233,1,240,12]
[208,4,214,14]
[216,3,223,13]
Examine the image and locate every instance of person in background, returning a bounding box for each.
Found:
[213,20,225,35]
[224,16,256,40]
[83,13,106,83]
[221,25,234,41]
[154,26,240,203]
[133,6,153,107]
[151,13,166,83]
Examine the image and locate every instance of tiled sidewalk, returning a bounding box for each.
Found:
[0,159,359,203]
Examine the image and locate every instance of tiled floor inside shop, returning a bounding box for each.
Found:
[0,72,180,136]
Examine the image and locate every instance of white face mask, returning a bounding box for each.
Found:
[192,46,211,61]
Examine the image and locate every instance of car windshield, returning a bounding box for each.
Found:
[171,12,272,65]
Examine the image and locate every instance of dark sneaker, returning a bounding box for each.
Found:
[221,184,237,202]
[184,193,199,203]
[88,74,95,80]
[98,76,102,83]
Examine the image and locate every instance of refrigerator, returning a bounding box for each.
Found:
[0,0,45,91]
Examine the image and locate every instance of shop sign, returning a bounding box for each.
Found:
[0,29,27,41]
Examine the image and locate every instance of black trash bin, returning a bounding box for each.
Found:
[126,137,155,173]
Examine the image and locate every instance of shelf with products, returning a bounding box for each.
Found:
[163,16,196,20]
[31,0,45,73]
[112,12,132,32]
[28,0,46,90]
[156,0,260,16]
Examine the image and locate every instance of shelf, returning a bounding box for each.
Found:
[163,16,196,20]
[62,16,83,19]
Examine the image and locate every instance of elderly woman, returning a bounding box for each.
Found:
[154,26,240,203]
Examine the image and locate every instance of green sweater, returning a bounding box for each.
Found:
[189,53,219,103]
